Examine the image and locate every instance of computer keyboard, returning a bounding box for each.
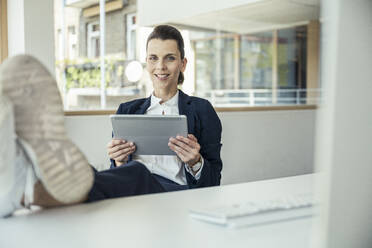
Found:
[189,194,314,228]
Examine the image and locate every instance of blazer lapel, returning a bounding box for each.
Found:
[134,95,151,114]
[178,90,195,134]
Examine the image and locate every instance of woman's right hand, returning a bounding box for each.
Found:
[107,139,136,167]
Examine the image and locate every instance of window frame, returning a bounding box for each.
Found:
[191,23,320,107]
[192,26,305,92]
[0,0,8,63]
[63,104,317,116]
[87,21,100,58]
[126,12,137,60]
[67,25,77,59]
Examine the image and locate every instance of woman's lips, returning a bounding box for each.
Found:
[155,74,170,80]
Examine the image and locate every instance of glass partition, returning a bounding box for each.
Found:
[54,0,320,110]
[54,0,145,110]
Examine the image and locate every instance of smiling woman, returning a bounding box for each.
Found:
[146,39,187,101]
[105,25,223,193]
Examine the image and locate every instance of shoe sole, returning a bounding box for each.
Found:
[0,55,94,204]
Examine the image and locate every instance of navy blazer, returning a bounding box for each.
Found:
[110,90,223,188]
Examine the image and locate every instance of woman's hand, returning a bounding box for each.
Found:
[107,139,136,167]
[168,134,201,166]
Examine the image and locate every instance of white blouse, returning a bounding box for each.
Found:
[132,90,203,185]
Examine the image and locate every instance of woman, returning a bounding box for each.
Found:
[105,25,222,193]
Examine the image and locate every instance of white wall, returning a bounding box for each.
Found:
[138,0,265,26]
[220,110,315,184]
[7,0,25,57]
[137,0,319,33]
[65,109,315,185]
[7,0,55,75]
[312,0,372,247]
[65,115,113,171]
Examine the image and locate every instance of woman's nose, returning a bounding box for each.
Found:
[155,59,166,70]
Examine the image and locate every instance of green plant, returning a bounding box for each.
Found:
[56,58,127,91]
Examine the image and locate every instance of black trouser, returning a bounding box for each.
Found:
[87,161,189,202]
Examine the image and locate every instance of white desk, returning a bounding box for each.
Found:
[0,174,314,248]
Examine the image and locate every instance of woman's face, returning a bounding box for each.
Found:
[146,39,187,93]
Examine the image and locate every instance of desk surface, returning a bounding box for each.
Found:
[0,174,314,248]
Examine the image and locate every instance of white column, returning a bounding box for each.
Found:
[7,0,55,76]
[99,0,106,109]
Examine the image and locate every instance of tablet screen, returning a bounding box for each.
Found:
[110,115,188,155]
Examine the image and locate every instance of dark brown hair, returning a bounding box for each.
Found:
[146,25,185,84]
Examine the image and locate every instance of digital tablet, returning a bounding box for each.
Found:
[110,114,188,155]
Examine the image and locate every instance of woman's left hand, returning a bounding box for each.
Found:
[168,134,201,166]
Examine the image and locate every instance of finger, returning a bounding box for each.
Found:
[109,143,135,156]
[116,154,129,163]
[179,135,198,146]
[188,134,197,142]
[175,139,200,157]
[168,141,188,155]
[172,136,200,152]
[185,135,201,151]
[108,142,134,155]
[111,148,130,160]
[111,146,135,160]
[169,137,194,153]
[170,139,201,163]
[168,143,188,162]
[168,142,195,162]
[175,136,197,148]
[107,139,126,148]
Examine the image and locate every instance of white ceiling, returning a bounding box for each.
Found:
[174,0,320,34]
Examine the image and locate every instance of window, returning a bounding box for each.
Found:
[87,22,100,58]
[54,0,145,110]
[240,32,274,90]
[126,13,136,60]
[67,26,77,59]
[54,0,320,111]
[277,26,307,104]
[190,26,311,106]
